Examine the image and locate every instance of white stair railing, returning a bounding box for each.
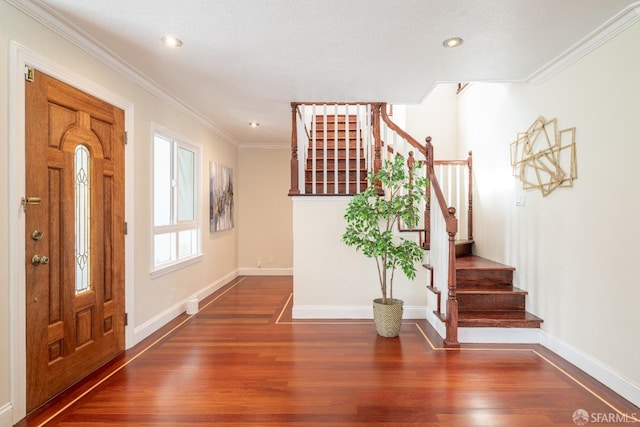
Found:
[293,103,374,195]
[434,152,473,242]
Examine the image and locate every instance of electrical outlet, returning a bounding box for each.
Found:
[257,257,262,268]
[269,256,274,264]
[515,193,525,207]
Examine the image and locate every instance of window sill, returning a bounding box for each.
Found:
[150,254,203,279]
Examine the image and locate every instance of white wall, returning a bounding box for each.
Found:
[457,21,640,403]
[237,147,293,275]
[405,83,460,159]
[0,2,238,424]
[292,197,428,319]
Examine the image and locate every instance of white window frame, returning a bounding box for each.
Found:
[150,124,203,277]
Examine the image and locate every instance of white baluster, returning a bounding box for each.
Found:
[345,104,350,194]
[323,104,327,194]
[356,105,361,193]
[334,104,339,194]
[312,104,317,194]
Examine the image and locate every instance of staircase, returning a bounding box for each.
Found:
[289,102,544,344]
[304,114,368,194]
[454,242,543,328]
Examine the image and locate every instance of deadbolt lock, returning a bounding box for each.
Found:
[21,196,42,213]
[31,230,44,241]
[31,255,49,266]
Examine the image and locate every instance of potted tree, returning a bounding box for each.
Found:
[342,154,428,337]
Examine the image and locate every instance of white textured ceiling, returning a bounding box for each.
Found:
[15,0,640,146]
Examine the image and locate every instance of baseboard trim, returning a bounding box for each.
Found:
[540,330,640,407]
[458,327,540,344]
[0,402,12,427]
[131,269,239,346]
[426,310,447,339]
[239,267,293,276]
[422,317,640,407]
[292,305,426,319]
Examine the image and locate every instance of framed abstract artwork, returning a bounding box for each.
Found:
[209,162,234,232]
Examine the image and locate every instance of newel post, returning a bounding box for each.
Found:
[445,207,459,347]
[407,150,415,186]
[372,103,382,175]
[467,150,473,241]
[424,137,433,248]
[288,103,300,196]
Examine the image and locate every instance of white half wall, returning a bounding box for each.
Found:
[292,197,428,319]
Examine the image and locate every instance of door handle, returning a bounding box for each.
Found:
[32,255,49,266]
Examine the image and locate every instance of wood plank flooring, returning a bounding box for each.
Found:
[19,276,639,426]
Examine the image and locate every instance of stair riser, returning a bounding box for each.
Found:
[313,119,357,127]
[458,318,543,328]
[308,141,364,149]
[306,159,367,169]
[457,269,513,287]
[458,294,525,312]
[310,130,360,138]
[455,242,473,257]
[315,115,358,123]
[308,149,366,160]
[306,170,368,181]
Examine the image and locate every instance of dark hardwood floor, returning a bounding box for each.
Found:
[19,276,639,426]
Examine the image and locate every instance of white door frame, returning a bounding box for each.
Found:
[8,41,136,423]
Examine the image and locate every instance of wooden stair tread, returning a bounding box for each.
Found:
[457,286,528,295]
[455,239,474,246]
[315,114,357,122]
[306,167,366,172]
[306,179,367,184]
[458,311,543,328]
[456,255,515,271]
[308,143,363,148]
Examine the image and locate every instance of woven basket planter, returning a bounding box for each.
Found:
[372,298,404,337]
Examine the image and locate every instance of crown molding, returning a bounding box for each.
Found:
[5,0,238,146]
[527,2,640,84]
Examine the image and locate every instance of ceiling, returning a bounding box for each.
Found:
[11,0,640,146]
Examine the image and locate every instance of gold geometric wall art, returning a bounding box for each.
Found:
[510,116,577,197]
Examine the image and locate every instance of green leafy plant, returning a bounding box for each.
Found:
[342,155,429,303]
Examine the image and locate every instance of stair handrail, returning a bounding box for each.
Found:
[377,104,459,345]
[379,103,427,158]
[425,137,459,346]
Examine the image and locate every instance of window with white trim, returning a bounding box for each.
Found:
[152,128,202,273]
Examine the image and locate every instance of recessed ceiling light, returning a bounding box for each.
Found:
[161,35,183,47]
[443,37,463,48]
[249,122,260,128]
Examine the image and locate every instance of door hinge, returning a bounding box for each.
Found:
[124,312,128,326]
[124,131,128,145]
[124,221,128,235]
[24,66,35,82]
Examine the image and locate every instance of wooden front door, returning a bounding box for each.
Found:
[25,70,125,411]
